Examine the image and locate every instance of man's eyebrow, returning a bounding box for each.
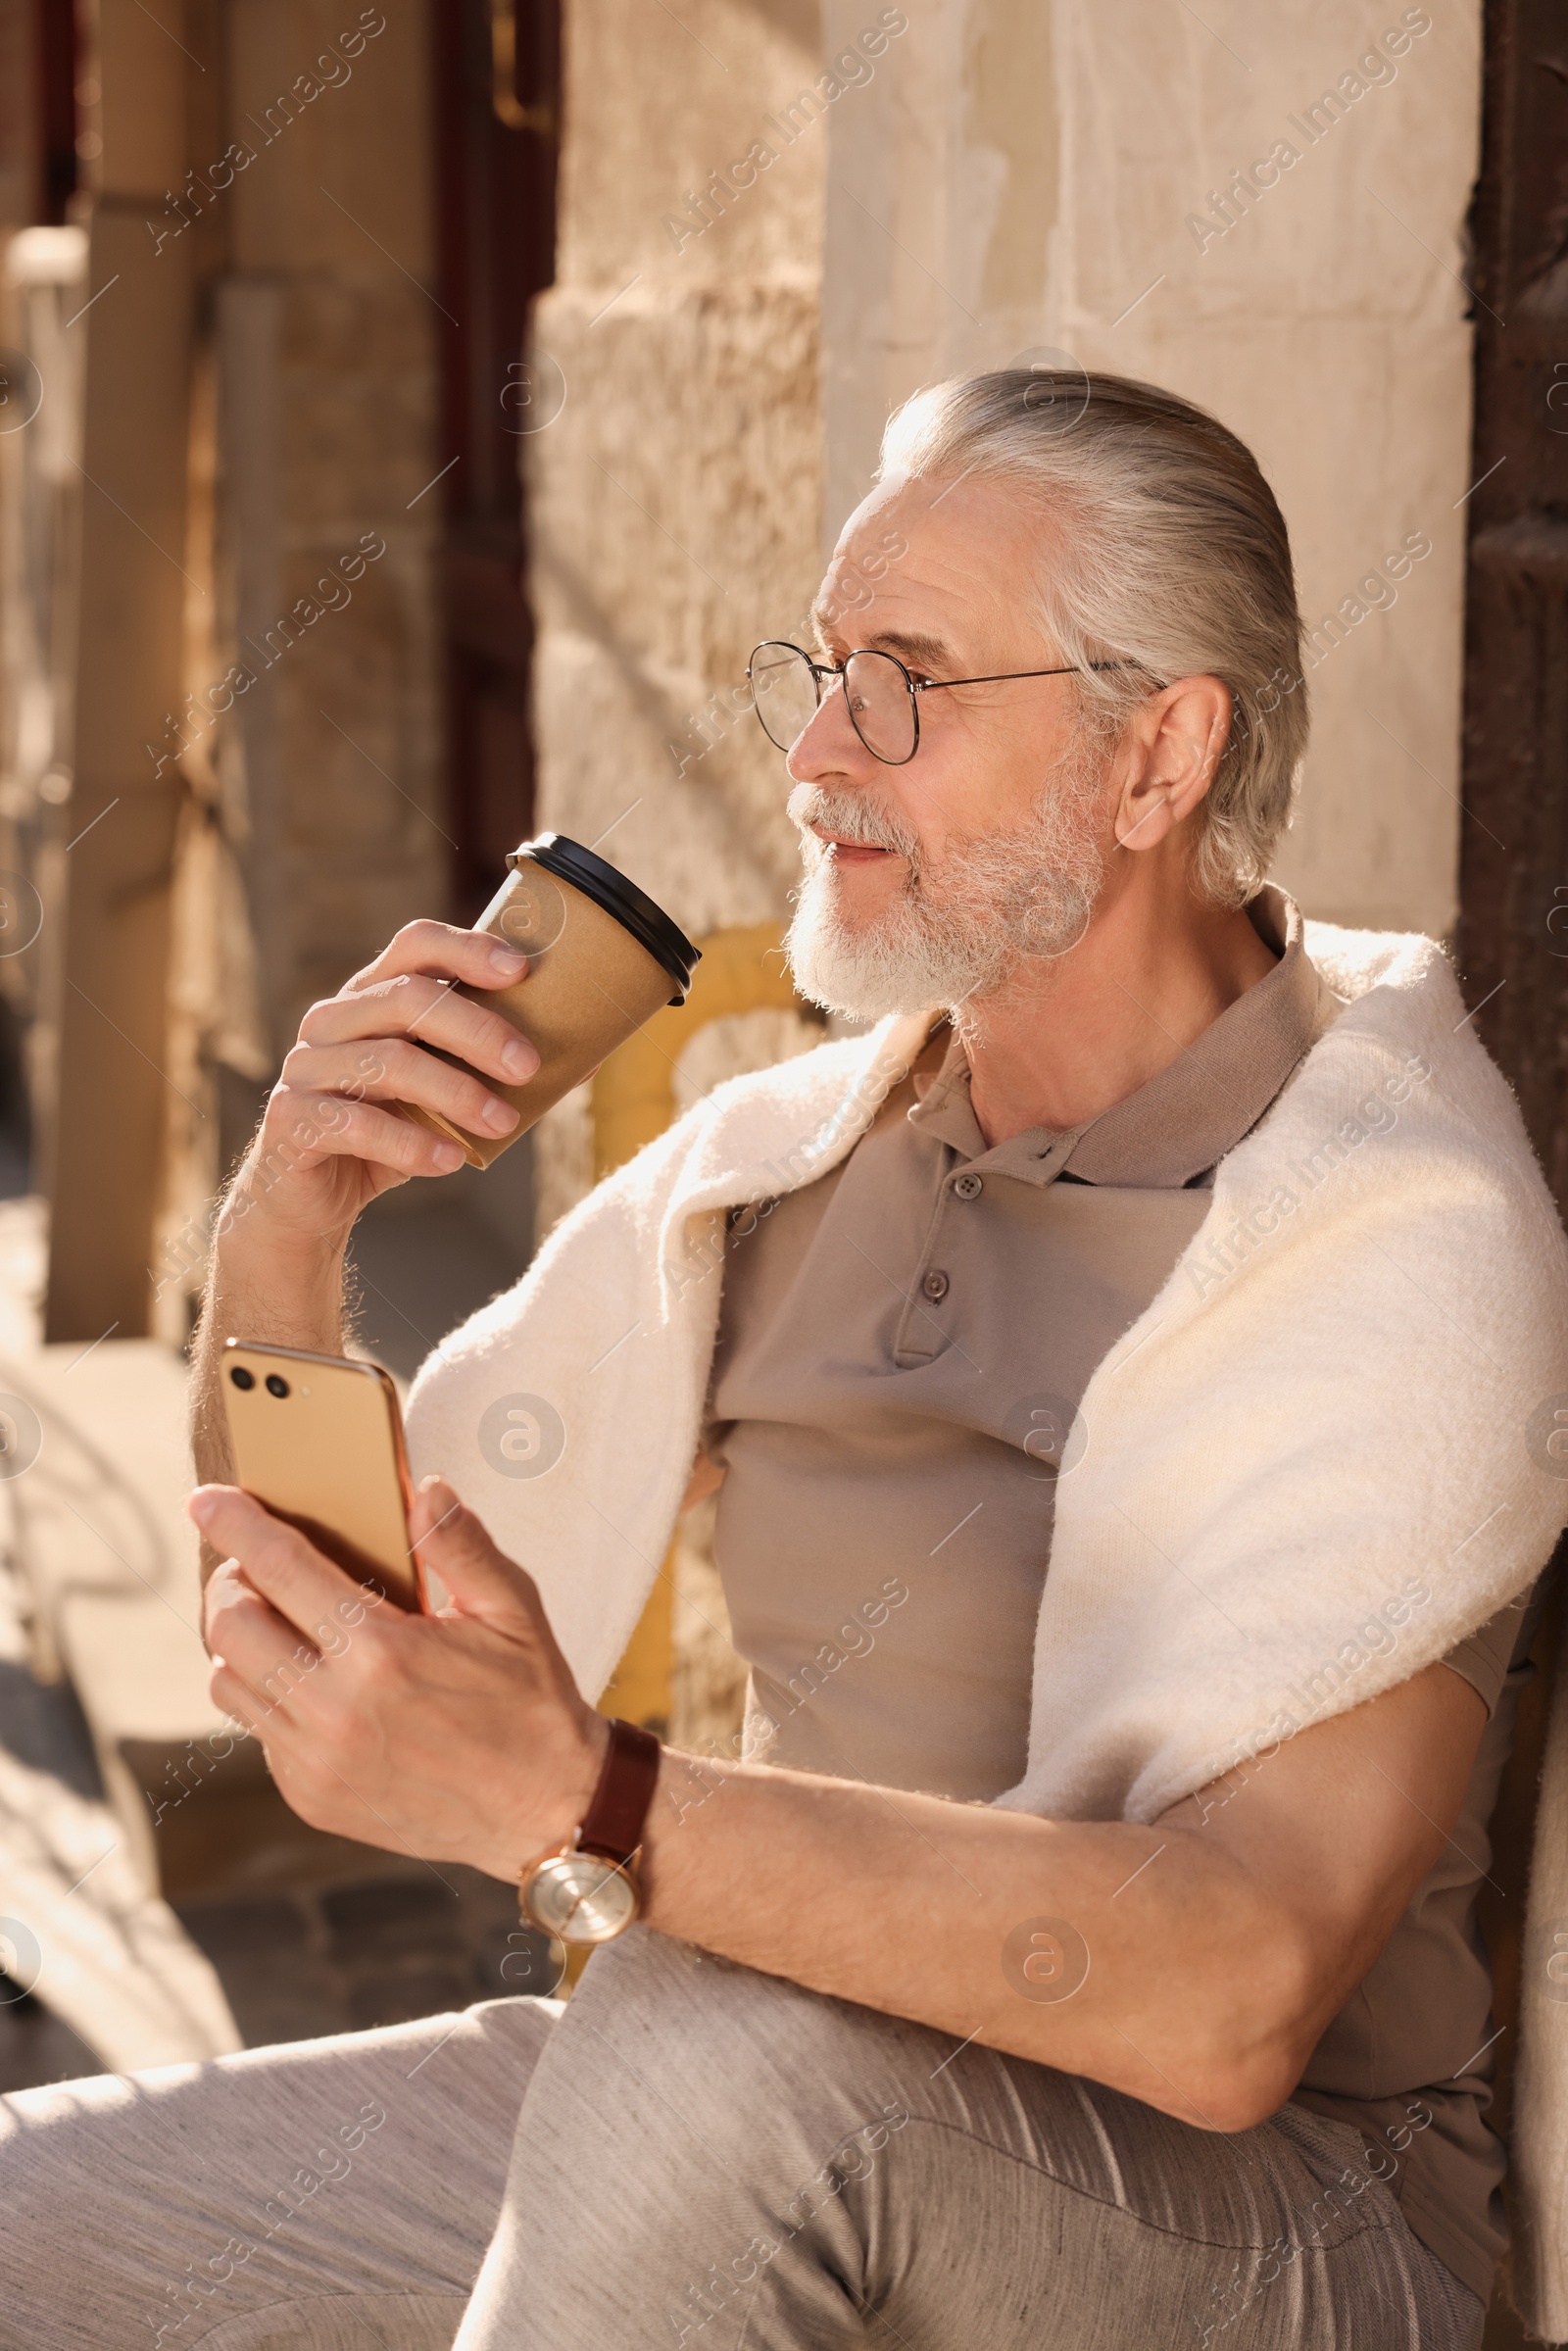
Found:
[807,610,954,672]
[867,628,951,671]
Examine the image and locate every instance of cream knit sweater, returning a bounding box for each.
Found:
[407,920,1568,2332]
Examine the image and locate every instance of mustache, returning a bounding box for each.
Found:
[785,783,921,860]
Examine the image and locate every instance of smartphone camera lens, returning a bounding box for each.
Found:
[228,1365,255,1391]
[265,1374,290,1398]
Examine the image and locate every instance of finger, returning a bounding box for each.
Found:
[280,1034,521,1142]
[204,1666,357,1839]
[205,1553,358,1682]
[347,920,528,997]
[189,1486,379,1642]
[209,1659,271,1738]
[258,1090,468,1179]
[202,1554,269,1651]
[201,1553,251,1646]
[278,1037,521,1144]
[206,1586,327,1725]
[409,1476,543,1637]
[298,974,539,1088]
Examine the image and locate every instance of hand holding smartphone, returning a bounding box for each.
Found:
[220,1339,424,1611]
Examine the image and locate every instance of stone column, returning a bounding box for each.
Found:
[149,0,450,1324]
[43,0,194,1341]
[217,0,446,1071]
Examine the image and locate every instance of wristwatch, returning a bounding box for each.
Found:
[518,1718,662,1946]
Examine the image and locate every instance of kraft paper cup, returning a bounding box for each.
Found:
[391,833,700,1169]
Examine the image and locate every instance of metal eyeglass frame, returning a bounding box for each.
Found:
[747,639,1130,767]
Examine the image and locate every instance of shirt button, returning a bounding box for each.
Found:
[953,1172,983,1200]
[922,1268,950,1300]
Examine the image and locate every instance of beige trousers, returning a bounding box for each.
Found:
[0,1924,1485,2349]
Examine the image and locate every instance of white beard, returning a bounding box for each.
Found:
[784,758,1106,1020]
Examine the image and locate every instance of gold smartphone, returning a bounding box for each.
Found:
[220,1339,424,1610]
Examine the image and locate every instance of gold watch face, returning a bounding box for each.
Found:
[522,1849,639,1944]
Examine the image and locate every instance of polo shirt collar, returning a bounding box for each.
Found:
[906,886,1330,1189]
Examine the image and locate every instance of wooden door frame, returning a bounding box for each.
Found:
[429,0,560,918]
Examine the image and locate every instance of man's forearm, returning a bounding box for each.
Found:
[190,1195,351,1492]
[638,1752,1288,2133]
[631,1662,1473,2139]
[186,913,545,1573]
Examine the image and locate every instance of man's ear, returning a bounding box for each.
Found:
[1113,676,1233,856]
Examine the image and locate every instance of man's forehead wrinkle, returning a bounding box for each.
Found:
[819,503,1031,666]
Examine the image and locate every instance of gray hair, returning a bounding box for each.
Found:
[878,369,1307,907]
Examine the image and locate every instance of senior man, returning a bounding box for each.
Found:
[4,370,1565,2351]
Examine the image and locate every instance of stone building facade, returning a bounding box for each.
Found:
[0,0,1486,1318]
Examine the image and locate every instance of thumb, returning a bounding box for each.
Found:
[410,1476,540,1634]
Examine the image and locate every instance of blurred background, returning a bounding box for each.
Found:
[0,0,1561,2334]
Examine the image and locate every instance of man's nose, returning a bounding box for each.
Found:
[786,671,871,786]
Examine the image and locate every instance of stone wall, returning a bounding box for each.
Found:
[526,0,826,1234]
[821,0,1480,937]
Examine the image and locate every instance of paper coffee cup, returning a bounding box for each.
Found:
[391,834,700,1169]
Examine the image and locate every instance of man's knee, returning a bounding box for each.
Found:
[564,1928,918,2160]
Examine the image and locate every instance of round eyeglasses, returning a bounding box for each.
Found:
[747,640,1125,767]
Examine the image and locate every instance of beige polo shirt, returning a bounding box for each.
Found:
[704,887,1531,2305]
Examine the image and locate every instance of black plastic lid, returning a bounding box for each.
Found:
[508,833,701,1004]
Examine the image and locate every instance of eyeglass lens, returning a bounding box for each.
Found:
[750,644,819,755]
[750,643,917,764]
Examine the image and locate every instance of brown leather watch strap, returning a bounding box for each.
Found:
[578,1718,662,1866]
